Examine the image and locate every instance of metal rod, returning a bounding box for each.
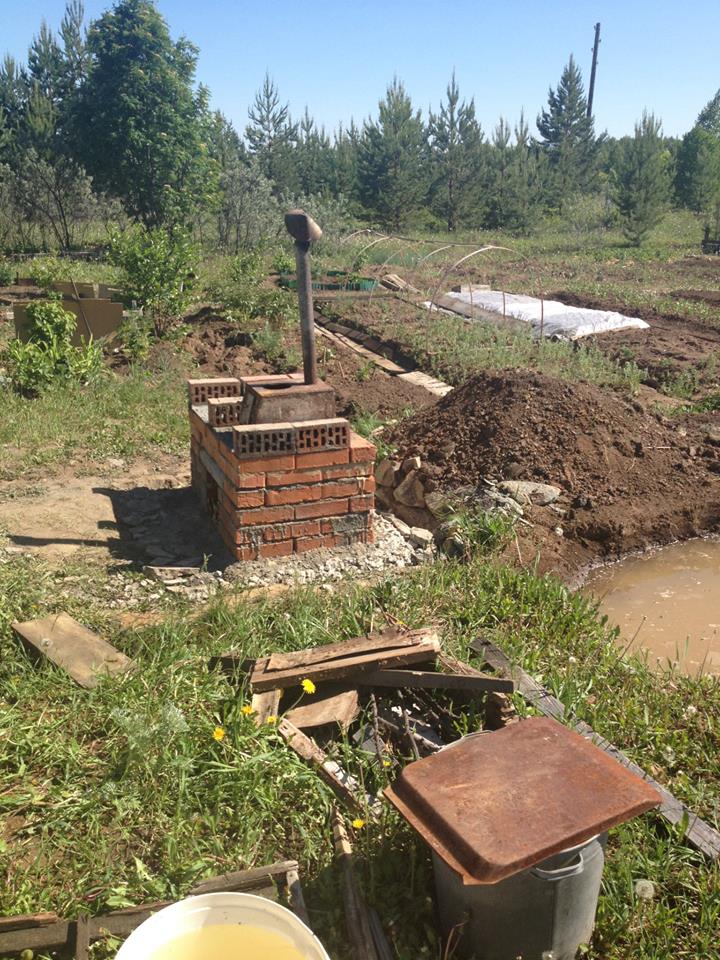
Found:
[293,239,318,384]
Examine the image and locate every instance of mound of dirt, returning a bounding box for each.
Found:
[388,369,720,567]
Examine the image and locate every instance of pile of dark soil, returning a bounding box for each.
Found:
[389,369,720,566]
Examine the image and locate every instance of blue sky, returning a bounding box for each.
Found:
[2,0,719,139]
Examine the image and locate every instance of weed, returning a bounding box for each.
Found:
[355,359,374,383]
[452,506,515,553]
[0,260,15,286]
[2,300,104,395]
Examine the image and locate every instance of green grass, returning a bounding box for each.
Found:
[0,366,189,480]
[0,550,717,959]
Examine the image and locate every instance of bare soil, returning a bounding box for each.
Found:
[180,313,435,419]
[388,369,720,578]
[552,290,720,394]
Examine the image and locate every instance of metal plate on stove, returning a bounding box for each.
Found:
[384,717,661,884]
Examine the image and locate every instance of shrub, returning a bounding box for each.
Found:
[110,227,197,336]
[0,260,14,286]
[2,300,104,395]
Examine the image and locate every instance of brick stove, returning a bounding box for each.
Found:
[188,209,376,562]
[188,374,376,561]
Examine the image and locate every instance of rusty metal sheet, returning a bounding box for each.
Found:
[384,716,661,885]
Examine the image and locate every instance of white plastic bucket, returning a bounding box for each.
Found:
[114,891,331,960]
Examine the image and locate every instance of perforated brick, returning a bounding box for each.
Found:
[207,396,244,427]
[187,378,241,405]
[294,418,350,453]
[233,423,297,459]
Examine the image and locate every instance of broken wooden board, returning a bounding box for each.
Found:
[355,667,514,694]
[251,688,282,725]
[249,627,440,692]
[332,808,380,960]
[264,627,413,670]
[285,686,360,730]
[278,718,381,816]
[12,613,135,689]
[0,861,304,956]
[471,637,720,861]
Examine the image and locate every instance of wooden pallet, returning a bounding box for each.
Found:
[0,861,308,958]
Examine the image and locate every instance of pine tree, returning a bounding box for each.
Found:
[245,73,298,192]
[357,78,427,229]
[697,89,720,137]
[485,117,512,228]
[537,55,599,207]
[505,112,545,233]
[613,112,671,245]
[294,109,334,196]
[427,72,484,231]
[333,120,360,199]
[76,0,216,226]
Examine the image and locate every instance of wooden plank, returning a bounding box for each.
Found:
[264,627,409,671]
[189,860,299,895]
[251,631,440,692]
[0,913,58,932]
[470,638,720,860]
[12,613,134,689]
[285,867,310,928]
[355,667,514,694]
[74,915,90,960]
[332,808,379,960]
[251,688,282,725]
[278,719,381,816]
[286,687,360,730]
[0,862,304,954]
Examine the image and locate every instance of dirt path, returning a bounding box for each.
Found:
[0,455,229,568]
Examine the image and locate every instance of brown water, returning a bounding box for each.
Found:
[582,539,720,676]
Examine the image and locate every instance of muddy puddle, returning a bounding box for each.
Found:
[583,539,720,677]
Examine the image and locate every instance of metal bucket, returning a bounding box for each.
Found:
[432,832,606,960]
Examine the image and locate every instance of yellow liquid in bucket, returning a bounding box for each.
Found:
[149,923,308,959]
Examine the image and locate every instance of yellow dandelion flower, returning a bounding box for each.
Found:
[351,818,365,830]
[266,715,277,725]
[213,726,226,742]
[301,678,316,695]
[382,758,392,768]
[241,705,254,715]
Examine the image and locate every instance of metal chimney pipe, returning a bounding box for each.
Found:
[284,209,322,385]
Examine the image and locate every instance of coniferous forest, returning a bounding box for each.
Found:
[1,0,719,252]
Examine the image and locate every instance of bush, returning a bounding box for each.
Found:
[2,300,104,395]
[110,227,197,336]
[0,260,14,286]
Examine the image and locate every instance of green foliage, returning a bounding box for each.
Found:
[77,0,217,227]
[271,248,294,274]
[245,72,298,190]
[452,506,515,554]
[613,112,672,246]
[537,55,600,208]
[427,72,485,231]
[0,260,14,285]
[111,226,197,335]
[116,313,153,361]
[357,79,428,229]
[2,298,104,395]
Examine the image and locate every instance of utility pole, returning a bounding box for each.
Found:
[587,22,601,118]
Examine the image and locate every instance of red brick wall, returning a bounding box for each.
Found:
[190,407,376,561]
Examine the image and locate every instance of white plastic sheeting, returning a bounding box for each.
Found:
[438,290,650,340]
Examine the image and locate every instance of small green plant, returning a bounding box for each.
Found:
[117,314,153,362]
[2,300,104,395]
[254,288,294,329]
[453,506,515,554]
[110,227,198,337]
[271,249,294,275]
[0,261,14,286]
[27,256,65,296]
[355,359,374,382]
